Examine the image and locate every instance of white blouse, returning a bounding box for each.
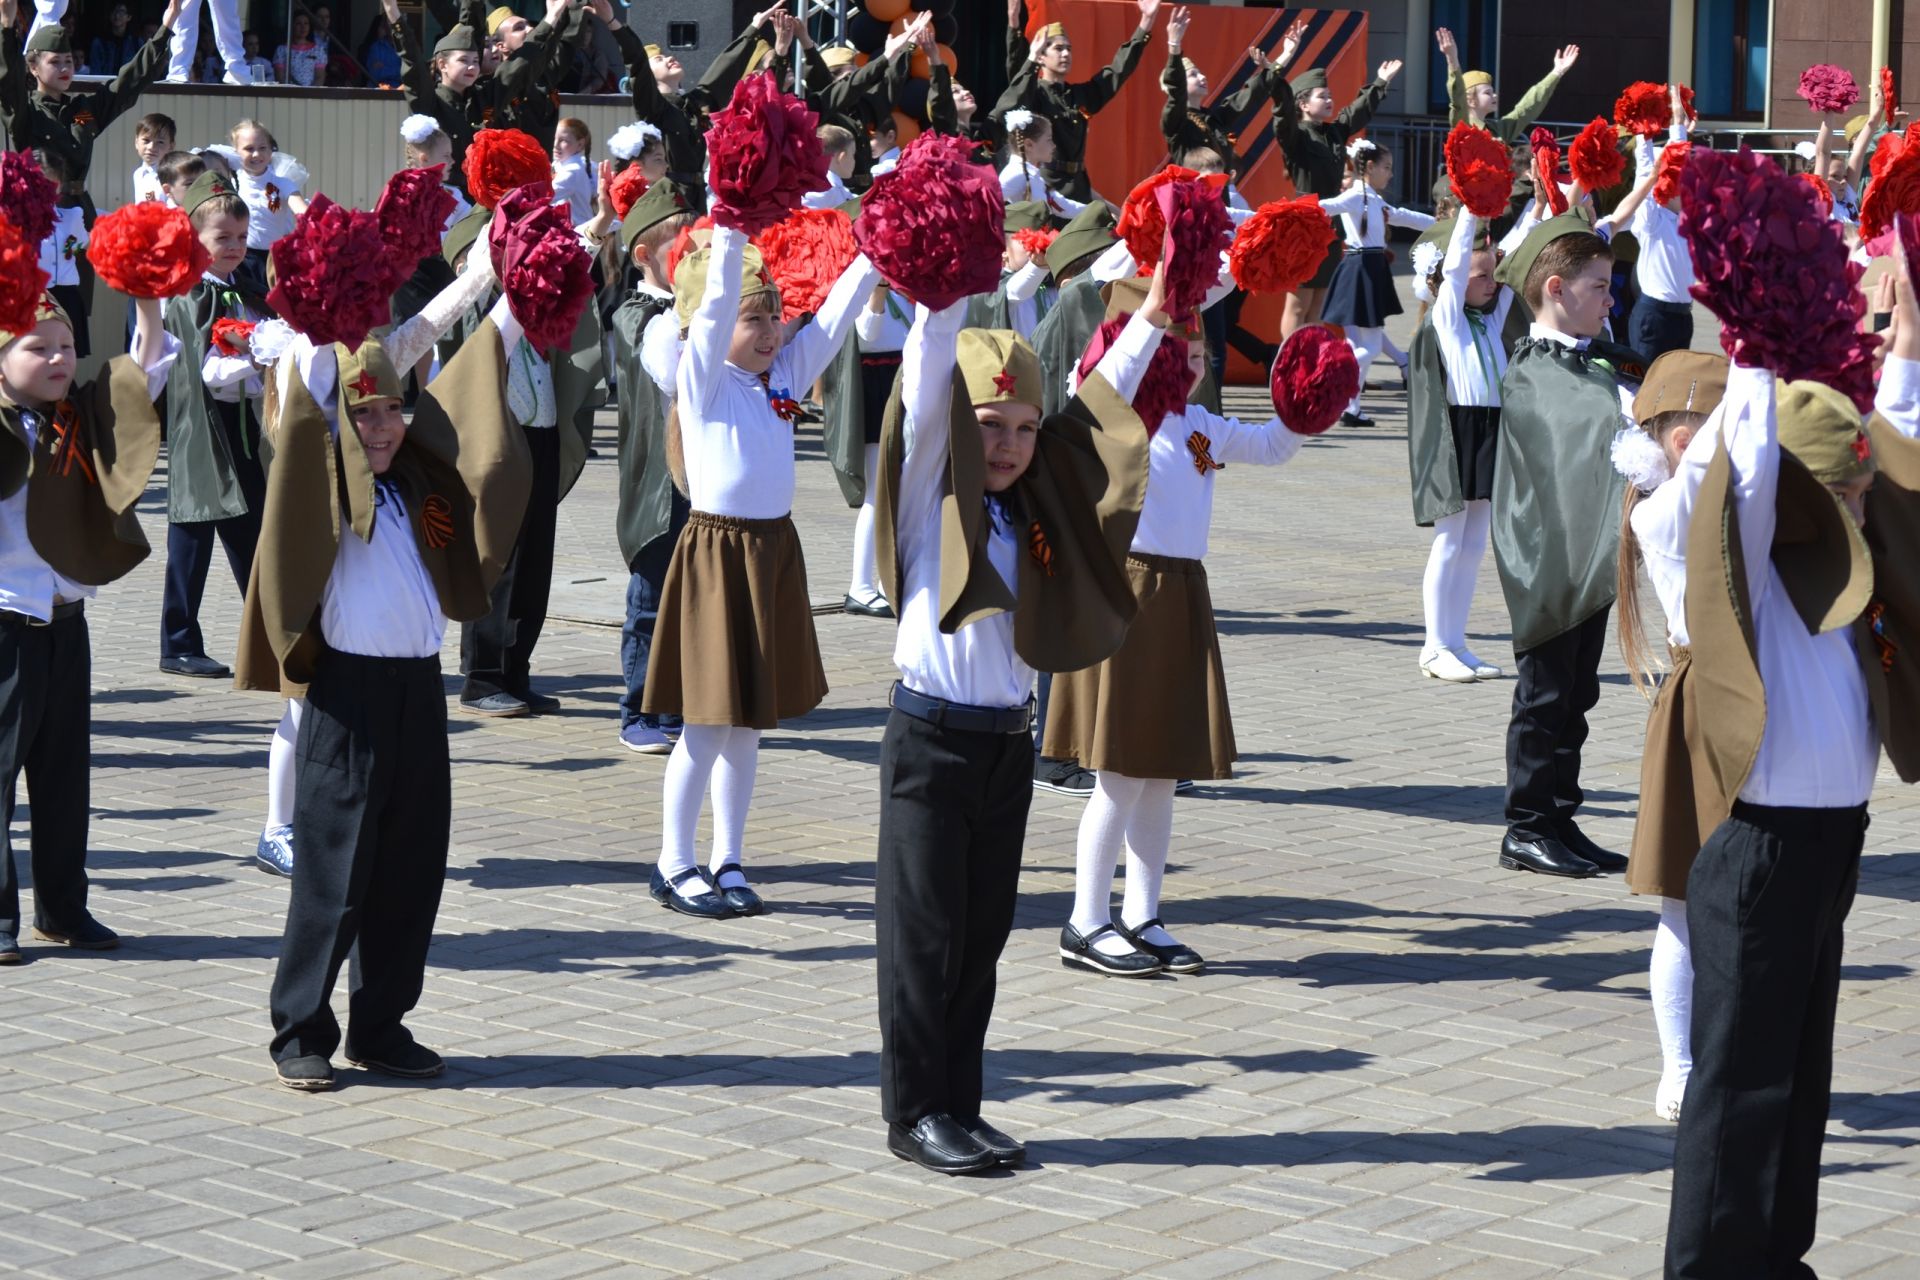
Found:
[237,153,308,250]
[1320,183,1433,250]
[998,158,1089,220]
[1429,212,1515,409]
[1627,126,1695,305]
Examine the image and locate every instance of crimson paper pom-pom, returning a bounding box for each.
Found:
[489,184,591,355]
[0,151,57,248]
[1862,126,1920,243]
[1270,324,1359,436]
[1530,128,1570,216]
[1569,117,1627,192]
[211,317,256,357]
[1075,316,1192,432]
[1613,82,1672,138]
[1445,122,1514,218]
[87,202,209,298]
[610,165,649,219]
[855,130,1004,311]
[1900,213,1920,300]
[0,215,46,338]
[1679,145,1878,410]
[463,128,550,210]
[705,71,828,236]
[1148,178,1231,321]
[1116,166,1231,277]
[1652,141,1692,206]
[266,195,393,347]
[665,215,713,282]
[374,163,457,293]
[1885,67,1901,123]
[1800,171,1836,216]
[1013,226,1056,260]
[1797,64,1861,115]
[1229,195,1334,295]
[757,206,857,323]
[1872,122,1920,187]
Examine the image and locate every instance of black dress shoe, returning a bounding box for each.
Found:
[518,691,562,715]
[345,1039,445,1078]
[960,1116,1025,1166]
[1059,923,1164,977]
[159,654,231,679]
[33,915,119,949]
[1118,917,1205,974]
[1559,823,1628,872]
[843,592,895,619]
[1499,832,1599,879]
[275,1054,335,1092]
[649,865,737,919]
[887,1114,997,1174]
[1339,410,1375,427]
[711,862,767,916]
[0,933,19,964]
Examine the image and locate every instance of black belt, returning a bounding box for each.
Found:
[890,682,1034,735]
[2,599,83,627]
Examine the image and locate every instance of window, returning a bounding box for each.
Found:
[1429,0,1499,114]
[1693,0,1769,119]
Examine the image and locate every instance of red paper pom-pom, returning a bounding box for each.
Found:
[266,194,392,347]
[1900,212,1920,300]
[463,128,550,210]
[610,165,649,220]
[855,130,1004,312]
[1862,124,1920,243]
[489,184,591,356]
[1679,145,1878,410]
[1229,195,1334,295]
[0,215,46,338]
[211,317,256,357]
[706,71,829,236]
[1652,141,1692,207]
[374,163,457,294]
[756,206,857,323]
[0,151,57,248]
[1116,168,1232,316]
[1871,122,1919,186]
[1797,64,1861,115]
[1530,127,1570,217]
[1012,226,1057,260]
[1613,82,1671,138]
[665,215,713,282]
[87,202,209,298]
[1885,67,1901,124]
[1445,122,1514,218]
[1270,324,1359,436]
[1076,316,1192,433]
[1569,117,1627,192]
[1801,171,1836,215]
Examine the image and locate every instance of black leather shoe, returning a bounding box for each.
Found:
[0,933,19,964]
[275,1054,335,1092]
[843,592,895,619]
[33,915,119,949]
[518,691,562,715]
[887,1114,997,1174]
[960,1116,1025,1166]
[1339,410,1375,427]
[1499,832,1599,879]
[710,862,766,916]
[345,1039,444,1078]
[1118,917,1205,974]
[460,692,529,718]
[650,865,737,919]
[1559,823,1628,872]
[1059,923,1164,977]
[158,654,231,679]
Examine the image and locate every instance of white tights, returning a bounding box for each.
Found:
[1070,771,1178,955]
[1652,896,1694,1116]
[1343,326,1407,414]
[658,724,761,892]
[849,444,882,600]
[265,698,305,830]
[1421,499,1491,657]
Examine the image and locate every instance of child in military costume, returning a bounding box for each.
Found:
[606,2,781,181]
[965,200,1053,340]
[1159,4,1286,180]
[0,290,177,963]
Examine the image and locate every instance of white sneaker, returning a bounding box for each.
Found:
[1420,649,1479,683]
[1457,648,1504,679]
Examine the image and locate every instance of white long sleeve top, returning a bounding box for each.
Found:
[37,206,86,288]
[237,153,308,250]
[1429,212,1514,409]
[1628,124,1695,305]
[678,224,880,517]
[1320,182,1434,250]
[999,158,1089,220]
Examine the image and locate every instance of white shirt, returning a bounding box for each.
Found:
[1430,213,1514,409]
[131,162,167,205]
[236,153,308,249]
[1133,401,1305,560]
[0,337,180,621]
[1627,127,1696,305]
[318,481,446,657]
[678,225,880,517]
[1002,262,1050,340]
[998,159,1089,220]
[854,290,910,352]
[551,154,594,227]
[1320,183,1434,250]
[37,206,86,288]
[802,169,852,211]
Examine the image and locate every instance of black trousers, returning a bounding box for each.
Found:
[1666,802,1866,1280]
[461,424,560,701]
[876,706,1032,1126]
[1630,296,1695,364]
[269,650,451,1063]
[0,610,91,938]
[1505,607,1609,841]
[162,403,266,659]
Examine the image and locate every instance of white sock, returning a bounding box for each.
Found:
[849,445,882,600]
[659,723,728,894]
[1070,771,1145,957]
[1120,779,1178,945]
[1446,501,1492,660]
[265,698,304,830]
[1652,896,1695,1115]
[707,727,760,887]
[1346,327,1383,416]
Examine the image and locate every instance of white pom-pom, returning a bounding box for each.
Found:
[1611,425,1674,492]
[1003,108,1035,134]
[640,311,682,395]
[608,120,662,160]
[250,318,295,367]
[400,114,443,147]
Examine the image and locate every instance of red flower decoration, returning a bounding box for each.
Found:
[374,163,458,295]
[462,128,550,210]
[1012,226,1056,260]
[1801,170,1835,215]
[86,202,209,298]
[610,165,649,219]
[1569,117,1627,192]
[1445,122,1514,218]
[1862,124,1920,242]
[211,317,256,357]
[1116,167,1233,317]
[488,184,592,356]
[1797,64,1861,116]
[1269,323,1359,436]
[266,194,392,348]
[1530,127,1569,216]
[1076,315,1191,433]
[1679,145,1878,410]
[706,71,829,235]
[1228,195,1334,295]
[1652,141,1692,206]
[1885,67,1901,124]
[854,130,1004,312]
[0,215,47,338]
[1872,122,1920,187]
[1613,82,1672,139]
[756,206,857,323]
[0,151,57,248]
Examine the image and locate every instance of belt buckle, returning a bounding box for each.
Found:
[25,615,50,627]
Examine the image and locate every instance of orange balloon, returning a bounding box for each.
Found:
[868,0,912,22]
[909,42,957,79]
[891,110,921,147]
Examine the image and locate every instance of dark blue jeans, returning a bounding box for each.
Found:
[619,501,689,731]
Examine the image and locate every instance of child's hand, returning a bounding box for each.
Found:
[1167,6,1189,52]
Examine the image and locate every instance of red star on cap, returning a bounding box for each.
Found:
[351,370,381,399]
[993,368,1017,395]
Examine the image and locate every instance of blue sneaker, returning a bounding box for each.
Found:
[256,825,295,877]
[620,722,675,755]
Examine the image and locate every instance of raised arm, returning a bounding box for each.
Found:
[1432,208,1478,327]
[1720,363,1781,609]
[1072,0,1156,115]
[491,0,568,97]
[1332,64,1396,137]
[777,250,885,389]
[897,299,968,539]
[386,244,499,372]
[683,224,750,416]
[928,61,959,136]
[1004,0,1027,84]
[0,3,28,144]
[686,5,775,117]
[1500,47,1577,137]
[389,0,434,111]
[1437,27,1468,126]
[1159,46,1188,147]
[85,0,178,131]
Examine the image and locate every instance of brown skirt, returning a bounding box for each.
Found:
[1042,552,1236,780]
[1626,647,1715,900]
[640,511,827,729]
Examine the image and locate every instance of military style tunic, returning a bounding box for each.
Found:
[0,23,169,185]
[992,24,1151,203]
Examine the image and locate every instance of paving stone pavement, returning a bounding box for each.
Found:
[5,302,1919,1279]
